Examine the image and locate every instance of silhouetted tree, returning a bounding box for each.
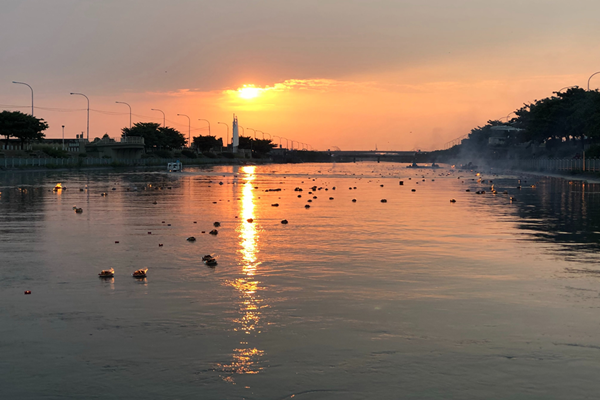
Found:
[122,122,186,150]
[237,135,275,156]
[0,111,48,147]
[192,135,222,152]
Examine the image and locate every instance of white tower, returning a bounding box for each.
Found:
[232,114,239,154]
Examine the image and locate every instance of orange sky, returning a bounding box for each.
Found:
[3,1,600,150]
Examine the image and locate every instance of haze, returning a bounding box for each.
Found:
[3,0,600,150]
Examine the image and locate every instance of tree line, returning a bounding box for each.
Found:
[0,112,277,157]
[442,88,600,158]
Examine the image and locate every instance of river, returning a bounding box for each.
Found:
[1,162,599,399]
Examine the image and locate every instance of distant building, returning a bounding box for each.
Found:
[488,126,522,146]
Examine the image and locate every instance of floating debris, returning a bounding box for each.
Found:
[247,218,254,223]
[214,222,221,227]
[381,199,387,203]
[281,219,289,224]
[187,237,196,242]
[271,203,280,207]
[450,199,456,203]
[99,268,114,278]
[352,199,357,202]
[209,229,218,235]
[132,268,148,278]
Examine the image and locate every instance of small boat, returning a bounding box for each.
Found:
[99,268,114,278]
[132,268,148,278]
[167,161,183,172]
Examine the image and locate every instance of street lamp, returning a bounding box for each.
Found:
[12,81,34,116]
[264,132,272,140]
[281,137,289,149]
[70,92,89,141]
[62,125,65,150]
[257,130,265,139]
[151,108,165,127]
[238,126,245,136]
[557,85,578,93]
[588,72,600,91]
[115,101,132,129]
[247,128,256,139]
[218,122,229,149]
[273,135,283,148]
[198,119,211,136]
[177,114,191,146]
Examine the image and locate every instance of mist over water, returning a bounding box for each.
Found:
[1,162,600,399]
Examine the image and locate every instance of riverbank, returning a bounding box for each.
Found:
[0,155,277,172]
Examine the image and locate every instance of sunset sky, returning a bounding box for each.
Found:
[3,0,600,150]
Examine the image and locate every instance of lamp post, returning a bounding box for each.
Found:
[247,128,256,139]
[177,114,191,146]
[557,85,578,93]
[588,72,600,91]
[273,135,283,148]
[12,81,34,116]
[115,101,132,129]
[238,126,245,136]
[257,130,265,139]
[264,132,271,140]
[281,137,289,149]
[70,92,89,141]
[151,108,165,127]
[218,122,229,149]
[62,125,65,150]
[198,119,211,136]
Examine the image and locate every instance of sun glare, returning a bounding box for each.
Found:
[238,85,261,100]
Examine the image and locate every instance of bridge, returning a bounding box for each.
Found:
[329,150,431,163]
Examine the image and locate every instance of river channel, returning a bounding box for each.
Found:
[1,162,600,399]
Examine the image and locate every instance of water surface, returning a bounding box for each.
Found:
[1,162,600,399]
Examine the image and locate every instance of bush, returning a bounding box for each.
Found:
[585,144,600,158]
[202,152,217,158]
[78,153,87,158]
[181,150,197,159]
[40,146,70,158]
[153,149,173,158]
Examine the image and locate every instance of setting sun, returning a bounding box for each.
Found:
[238,85,261,99]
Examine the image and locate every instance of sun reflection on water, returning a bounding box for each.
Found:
[221,166,266,378]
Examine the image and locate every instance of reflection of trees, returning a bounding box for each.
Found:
[513,178,600,253]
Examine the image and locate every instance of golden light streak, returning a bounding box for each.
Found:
[222,165,265,378]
